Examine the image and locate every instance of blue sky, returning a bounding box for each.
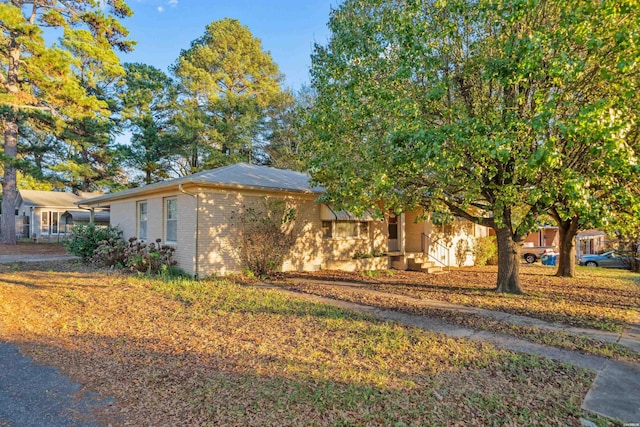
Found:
[120,0,338,91]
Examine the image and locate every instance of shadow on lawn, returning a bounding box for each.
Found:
[0,272,115,291]
[3,329,594,427]
[286,273,496,294]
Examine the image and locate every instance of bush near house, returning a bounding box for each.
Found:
[63,224,123,261]
[122,238,177,275]
[472,236,498,266]
[455,239,470,267]
[66,225,178,275]
[233,198,298,276]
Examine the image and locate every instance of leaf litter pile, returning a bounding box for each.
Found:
[0,262,610,426]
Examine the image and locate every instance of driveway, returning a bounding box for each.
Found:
[0,243,78,264]
[0,342,113,427]
[0,254,78,264]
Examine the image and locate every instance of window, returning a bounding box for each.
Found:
[388,216,398,239]
[323,221,369,239]
[165,198,177,243]
[41,211,49,234]
[359,221,369,237]
[40,211,60,235]
[138,201,148,240]
[322,221,332,238]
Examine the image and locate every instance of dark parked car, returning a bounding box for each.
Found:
[578,251,634,269]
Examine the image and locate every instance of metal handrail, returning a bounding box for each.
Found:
[421,232,450,271]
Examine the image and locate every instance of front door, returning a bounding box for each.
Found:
[388,215,398,252]
[41,211,60,235]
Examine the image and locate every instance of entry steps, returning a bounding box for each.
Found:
[389,253,448,274]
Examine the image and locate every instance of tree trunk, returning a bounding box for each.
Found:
[631,242,639,273]
[555,216,579,277]
[1,38,20,244]
[495,225,522,294]
[1,117,19,245]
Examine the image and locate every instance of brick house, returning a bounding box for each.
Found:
[81,163,487,277]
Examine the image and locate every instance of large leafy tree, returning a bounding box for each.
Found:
[543,1,640,277]
[0,0,133,243]
[171,18,288,172]
[307,0,640,293]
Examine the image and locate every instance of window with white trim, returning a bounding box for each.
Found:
[138,201,148,240]
[40,211,60,235]
[322,221,369,239]
[165,198,177,243]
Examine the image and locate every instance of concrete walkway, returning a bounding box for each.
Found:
[268,279,640,424]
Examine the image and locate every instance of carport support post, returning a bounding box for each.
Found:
[89,208,95,224]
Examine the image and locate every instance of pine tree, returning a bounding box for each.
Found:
[0,0,134,243]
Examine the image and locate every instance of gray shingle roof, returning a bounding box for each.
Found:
[82,163,323,206]
[188,163,321,193]
[18,190,98,208]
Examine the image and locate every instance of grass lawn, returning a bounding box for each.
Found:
[287,265,640,332]
[283,265,640,362]
[0,261,615,426]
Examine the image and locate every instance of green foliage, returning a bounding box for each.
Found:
[1,0,133,242]
[306,0,640,292]
[117,63,178,185]
[171,18,290,172]
[123,237,178,275]
[91,234,128,268]
[353,249,386,259]
[64,224,123,261]
[263,85,316,171]
[361,270,381,278]
[473,237,498,267]
[91,236,179,276]
[232,197,297,277]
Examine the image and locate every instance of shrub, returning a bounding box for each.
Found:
[64,224,123,261]
[232,198,297,277]
[361,270,381,278]
[472,236,498,266]
[455,239,470,267]
[124,237,177,275]
[88,235,179,276]
[91,235,127,267]
[353,250,371,259]
[353,249,386,259]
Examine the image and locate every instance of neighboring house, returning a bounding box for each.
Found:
[520,225,559,263]
[523,225,559,249]
[16,190,108,240]
[576,229,609,256]
[61,210,110,229]
[81,163,487,277]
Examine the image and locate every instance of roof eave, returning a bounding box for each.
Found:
[79,178,323,207]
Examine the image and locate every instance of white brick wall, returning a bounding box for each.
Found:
[108,185,389,277]
[109,193,197,275]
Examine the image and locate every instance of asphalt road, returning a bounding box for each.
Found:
[0,341,112,427]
